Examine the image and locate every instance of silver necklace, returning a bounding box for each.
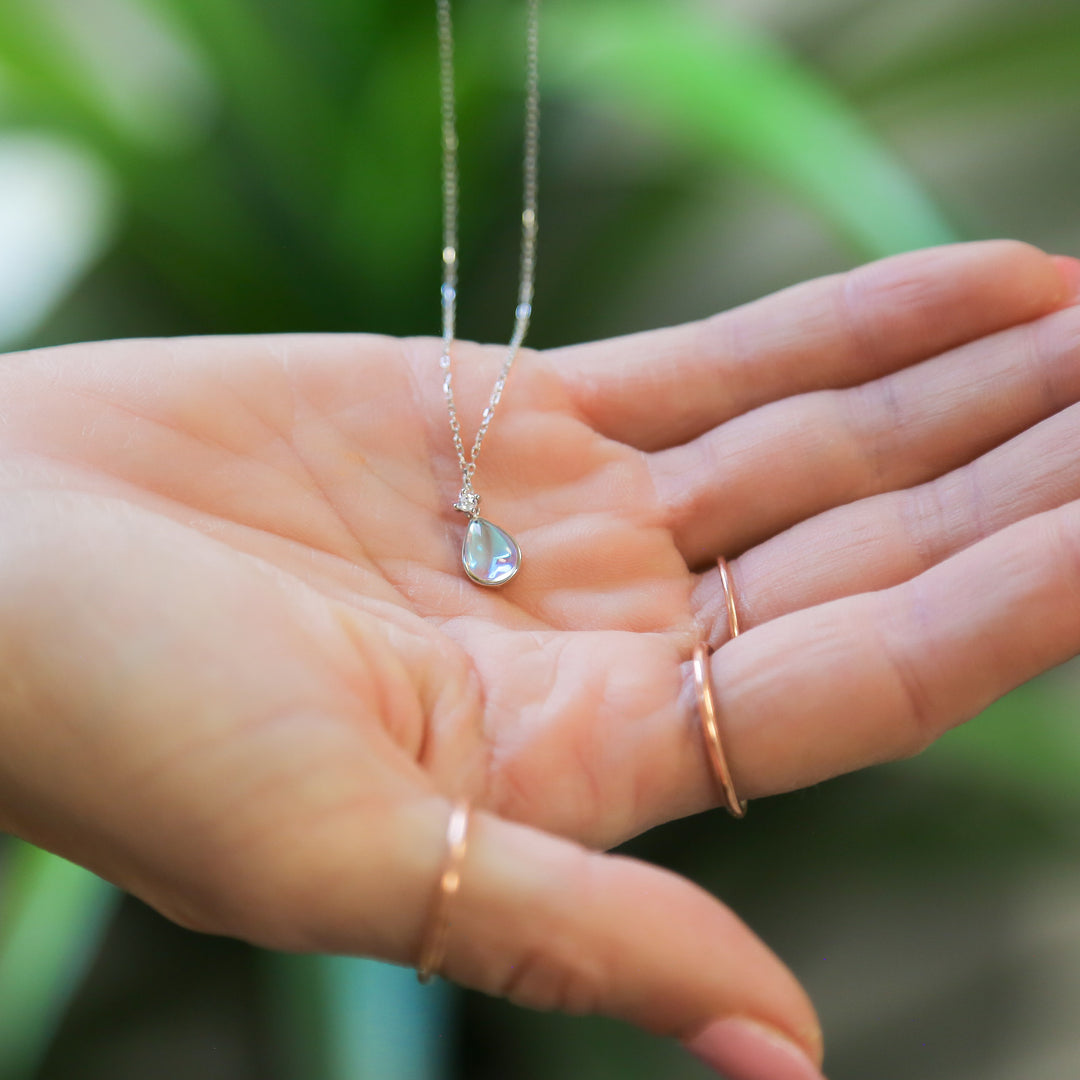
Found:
[437,0,540,587]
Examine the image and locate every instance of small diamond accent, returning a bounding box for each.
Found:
[453,489,480,516]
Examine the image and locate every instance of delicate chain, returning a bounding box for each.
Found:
[437,0,540,510]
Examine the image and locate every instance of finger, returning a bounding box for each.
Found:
[703,497,1080,802]
[264,795,825,1080]
[655,299,1080,565]
[548,241,1071,451]
[696,396,1080,637]
[522,498,1080,849]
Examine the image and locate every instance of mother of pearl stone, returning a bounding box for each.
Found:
[462,517,521,587]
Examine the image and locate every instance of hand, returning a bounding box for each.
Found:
[0,241,1075,1077]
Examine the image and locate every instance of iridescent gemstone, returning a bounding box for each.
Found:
[462,518,520,587]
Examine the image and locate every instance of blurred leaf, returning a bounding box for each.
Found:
[36,0,216,151]
[320,956,454,1080]
[0,843,119,1080]
[543,0,957,258]
[917,672,1080,812]
[141,0,346,220]
[850,12,1080,108]
[0,1,122,146]
[0,133,116,348]
[337,29,441,291]
[266,952,454,1080]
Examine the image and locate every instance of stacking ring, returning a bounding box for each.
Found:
[717,556,740,643]
[693,642,747,818]
[417,799,471,983]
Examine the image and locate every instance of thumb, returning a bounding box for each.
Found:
[393,799,825,1080]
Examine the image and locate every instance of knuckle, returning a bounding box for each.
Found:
[846,250,949,322]
[1044,511,1080,614]
[491,849,612,1018]
[876,590,941,755]
[897,475,961,574]
[496,943,606,1017]
[839,258,929,367]
[1031,306,1080,410]
[840,381,898,491]
[836,269,874,370]
[652,439,718,532]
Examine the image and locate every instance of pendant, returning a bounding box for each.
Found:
[453,488,520,587]
[462,517,521,587]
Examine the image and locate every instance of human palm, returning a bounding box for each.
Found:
[2,241,1080,1071]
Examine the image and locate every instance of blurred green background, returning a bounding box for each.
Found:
[1,0,1079,1077]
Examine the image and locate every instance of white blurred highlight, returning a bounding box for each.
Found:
[0,135,115,349]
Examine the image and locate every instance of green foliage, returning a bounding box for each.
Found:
[0,0,958,349]
[0,844,118,1080]
[543,1,955,256]
[922,673,1080,812]
[849,11,1080,106]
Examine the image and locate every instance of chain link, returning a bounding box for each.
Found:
[437,0,540,511]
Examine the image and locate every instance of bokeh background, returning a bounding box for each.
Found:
[1,0,1080,1077]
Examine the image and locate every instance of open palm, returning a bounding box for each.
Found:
[2,241,1079,1072]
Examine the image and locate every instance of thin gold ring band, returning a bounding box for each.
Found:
[417,799,471,983]
[693,643,747,818]
[717,556,740,642]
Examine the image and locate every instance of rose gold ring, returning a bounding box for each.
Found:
[417,799,471,983]
[717,556,740,643]
[693,642,747,818]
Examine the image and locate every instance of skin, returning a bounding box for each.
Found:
[0,240,1078,1067]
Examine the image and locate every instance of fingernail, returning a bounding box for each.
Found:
[684,1017,827,1080]
[1052,255,1080,302]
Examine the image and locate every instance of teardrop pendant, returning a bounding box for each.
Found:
[462,517,521,587]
